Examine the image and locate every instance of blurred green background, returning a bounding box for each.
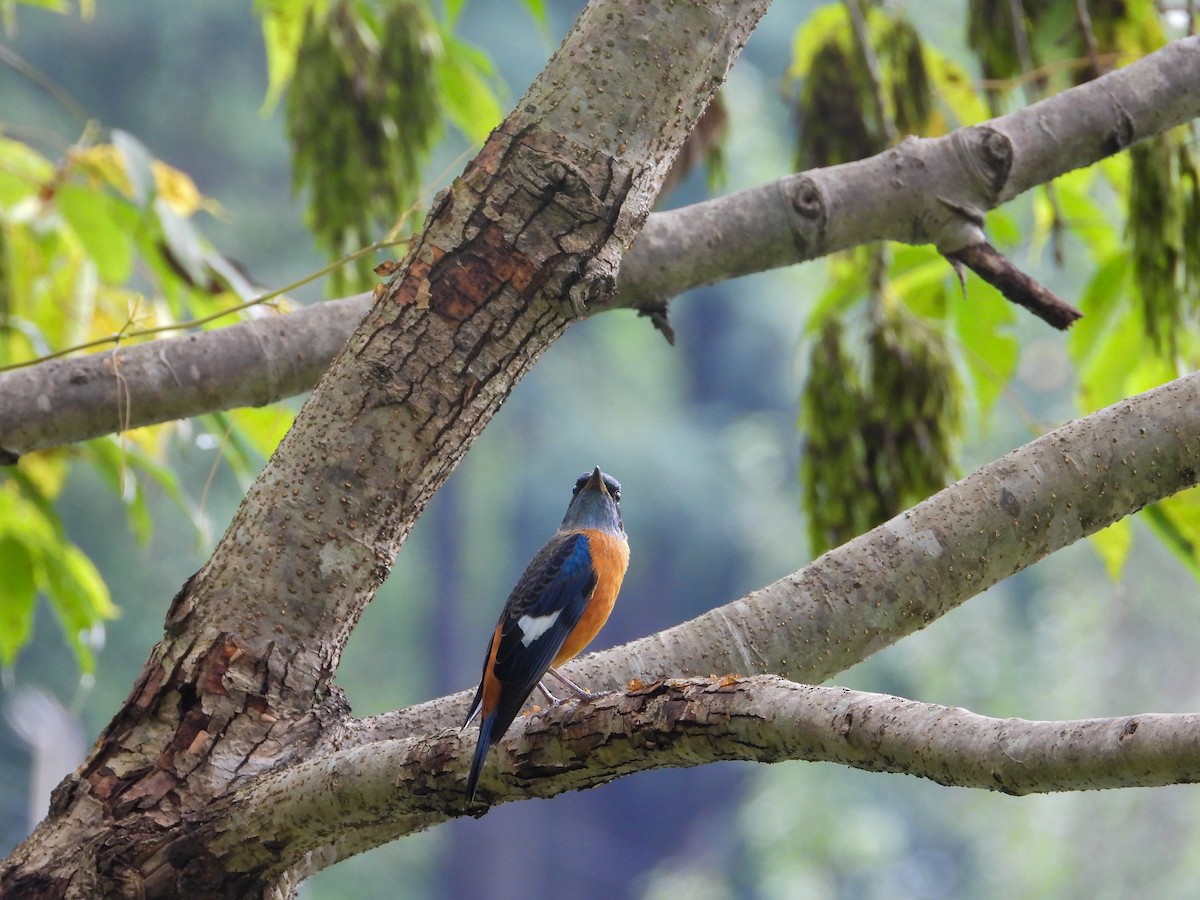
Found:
[2,2,1198,898]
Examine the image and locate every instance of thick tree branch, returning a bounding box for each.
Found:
[2,1,772,894]
[173,677,1200,884]
[346,370,1200,742]
[2,36,1198,458]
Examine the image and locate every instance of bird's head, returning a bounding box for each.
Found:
[561,466,624,535]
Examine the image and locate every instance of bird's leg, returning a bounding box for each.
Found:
[545,667,609,701]
[535,681,561,705]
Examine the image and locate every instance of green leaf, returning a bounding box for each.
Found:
[0,535,38,667]
[1046,166,1117,261]
[435,36,504,142]
[1075,303,1144,412]
[229,406,295,460]
[202,412,268,481]
[44,544,117,674]
[985,208,1021,249]
[889,244,950,319]
[1067,251,1129,375]
[922,48,988,130]
[257,0,327,113]
[520,0,547,27]
[788,4,851,80]
[1089,518,1133,581]
[1144,490,1200,580]
[87,437,155,544]
[56,184,135,284]
[803,251,868,333]
[0,476,64,548]
[445,0,466,26]
[0,137,54,206]
[953,271,1019,415]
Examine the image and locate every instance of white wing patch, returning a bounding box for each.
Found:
[517,611,561,646]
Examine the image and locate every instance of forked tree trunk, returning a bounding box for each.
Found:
[0,2,771,896]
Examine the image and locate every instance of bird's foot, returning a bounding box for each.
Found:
[544,667,612,702]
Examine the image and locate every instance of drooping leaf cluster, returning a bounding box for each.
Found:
[285,0,440,292]
[789,4,986,555]
[790,1,1200,574]
[789,4,941,168]
[1127,130,1200,353]
[269,0,504,292]
[801,294,963,556]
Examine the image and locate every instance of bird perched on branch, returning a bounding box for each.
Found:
[464,467,629,801]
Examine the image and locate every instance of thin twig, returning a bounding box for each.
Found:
[977,51,1125,90]
[946,241,1083,330]
[844,0,898,145]
[0,237,408,373]
[0,44,90,125]
[1073,0,1103,78]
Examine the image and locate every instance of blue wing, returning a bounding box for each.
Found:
[494,531,594,693]
[466,532,595,741]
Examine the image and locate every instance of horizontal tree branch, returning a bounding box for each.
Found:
[342,370,1200,745]
[0,296,373,462]
[3,35,1199,458]
[185,676,1200,882]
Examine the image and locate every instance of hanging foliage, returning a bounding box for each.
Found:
[286,0,442,292]
[1127,129,1200,352]
[801,304,962,556]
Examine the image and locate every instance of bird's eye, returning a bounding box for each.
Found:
[604,477,621,502]
[573,475,588,496]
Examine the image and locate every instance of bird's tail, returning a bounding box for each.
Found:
[466,713,497,802]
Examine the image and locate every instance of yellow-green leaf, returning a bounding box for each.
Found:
[257,0,328,113]
[436,37,504,143]
[0,535,37,667]
[953,269,1019,415]
[44,544,117,673]
[1089,518,1133,581]
[1144,490,1200,580]
[56,184,135,284]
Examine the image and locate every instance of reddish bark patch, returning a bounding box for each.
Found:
[111,769,178,819]
[198,638,242,696]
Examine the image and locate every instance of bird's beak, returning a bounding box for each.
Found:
[584,466,605,494]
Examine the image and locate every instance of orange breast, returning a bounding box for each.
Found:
[552,528,629,666]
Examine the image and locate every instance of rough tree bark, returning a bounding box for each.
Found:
[2,36,1198,457]
[0,0,772,896]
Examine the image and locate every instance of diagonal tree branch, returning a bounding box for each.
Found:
[343,370,1200,743]
[2,35,1199,459]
